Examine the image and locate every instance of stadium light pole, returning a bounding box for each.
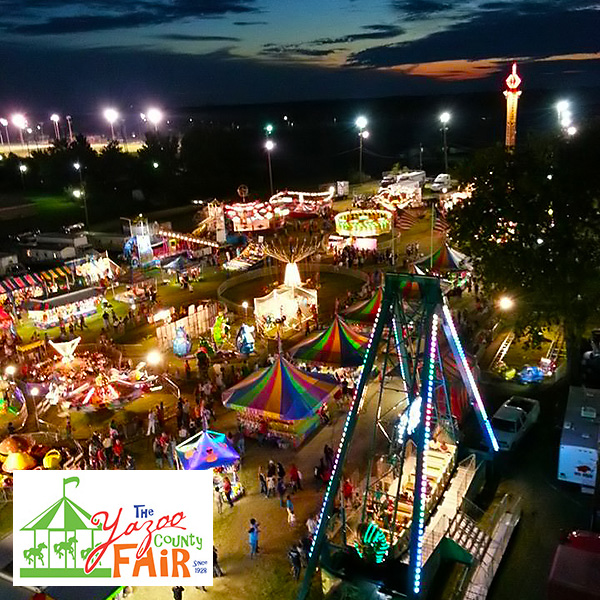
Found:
[355,115,368,182]
[50,114,60,140]
[439,112,450,172]
[104,108,119,140]
[265,139,275,197]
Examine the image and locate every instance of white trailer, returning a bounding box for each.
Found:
[558,386,600,493]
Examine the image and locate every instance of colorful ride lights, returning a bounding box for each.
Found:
[308,304,383,559]
[441,304,499,452]
[412,313,439,595]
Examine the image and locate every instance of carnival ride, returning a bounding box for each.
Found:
[254,237,322,337]
[335,209,393,238]
[297,273,499,600]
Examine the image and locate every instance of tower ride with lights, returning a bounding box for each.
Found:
[297,273,499,600]
[504,62,522,149]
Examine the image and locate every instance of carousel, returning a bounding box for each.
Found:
[334,209,392,238]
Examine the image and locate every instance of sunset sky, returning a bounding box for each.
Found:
[0,0,599,111]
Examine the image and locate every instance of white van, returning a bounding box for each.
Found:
[430,173,451,192]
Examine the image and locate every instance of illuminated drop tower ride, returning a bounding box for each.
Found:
[504,62,522,149]
[297,273,499,600]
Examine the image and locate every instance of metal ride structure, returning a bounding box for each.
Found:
[297,273,499,600]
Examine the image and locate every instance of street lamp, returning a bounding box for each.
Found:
[50,113,60,139]
[12,113,27,148]
[355,115,368,182]
[498,296,514,311]
[103,108,119,140]
[265,123,274,136]
[147,350,162,368]
[146,107,163,131]
[152,161,159,169]
[439,112,450,173]
[567,126,577,136]
[242,301,249,319]
[265,139,275,197]
[18,163,27,188]
[0,118,10,151]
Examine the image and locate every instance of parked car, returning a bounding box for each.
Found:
[430,173,451,192]
[491,395,540,450]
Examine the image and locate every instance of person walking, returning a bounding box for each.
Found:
[222,476,234,508]
[289,463,302,491]
[214,486,223,515]
[153,435,164,469]
[258,467,268,496]
[277,477,287,508]
[267,474,277,498]
[248,518,259,558]
[172,586,184,600]
[147,408,157,437]
[286,495,296,526]
[288,544,302,580]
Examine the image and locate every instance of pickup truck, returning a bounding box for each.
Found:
[491,396,540,451]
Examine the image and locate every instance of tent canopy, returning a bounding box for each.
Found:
[342,287,382,323]
[416,244,471,272]
[21,496,100,531]
[223,355,339,421]
[176,429,239,470]
[290,315,369,366]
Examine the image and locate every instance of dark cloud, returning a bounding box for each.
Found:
[312,24,404,45]
[390,0,451,16]
[349,8,600,66]
[157,33,241,41]
[232,20,268,26]
[4,0,258,35]
[260,46,338,57]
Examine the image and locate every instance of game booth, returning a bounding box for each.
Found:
[176,429,244,504]
[24,287,103,329]
[222,355,340,448]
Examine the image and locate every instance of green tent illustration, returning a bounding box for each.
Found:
[20,476,110,578]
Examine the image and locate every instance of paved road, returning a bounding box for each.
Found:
[478,380,595,600]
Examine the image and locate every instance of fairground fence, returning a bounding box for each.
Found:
[156,302,219,351]
[217,263,369,316]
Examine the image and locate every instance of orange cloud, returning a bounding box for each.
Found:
[384,58,505,80]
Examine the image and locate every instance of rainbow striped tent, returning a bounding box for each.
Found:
[290,315,369,366]
[223,355,339,421]
[342,287,383,323]
[416,243,471,272]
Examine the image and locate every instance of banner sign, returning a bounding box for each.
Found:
[13,470,213,586]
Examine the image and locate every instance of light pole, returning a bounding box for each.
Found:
[0,118,10,152]
[12,113,27,150]
[439,112,450,173]
[147,107,163,132]
[73,162,88,227]
[30,386,40,430]
[355,115,368,182]
[265,139,275,197]
[18,163,27,189]
[104,108,119,140]
[66,115,74,142]
[50,114,60,140]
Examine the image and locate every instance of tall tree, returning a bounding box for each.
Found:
[448,123,600,381]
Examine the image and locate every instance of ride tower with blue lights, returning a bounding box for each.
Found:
[297,272,499,600]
